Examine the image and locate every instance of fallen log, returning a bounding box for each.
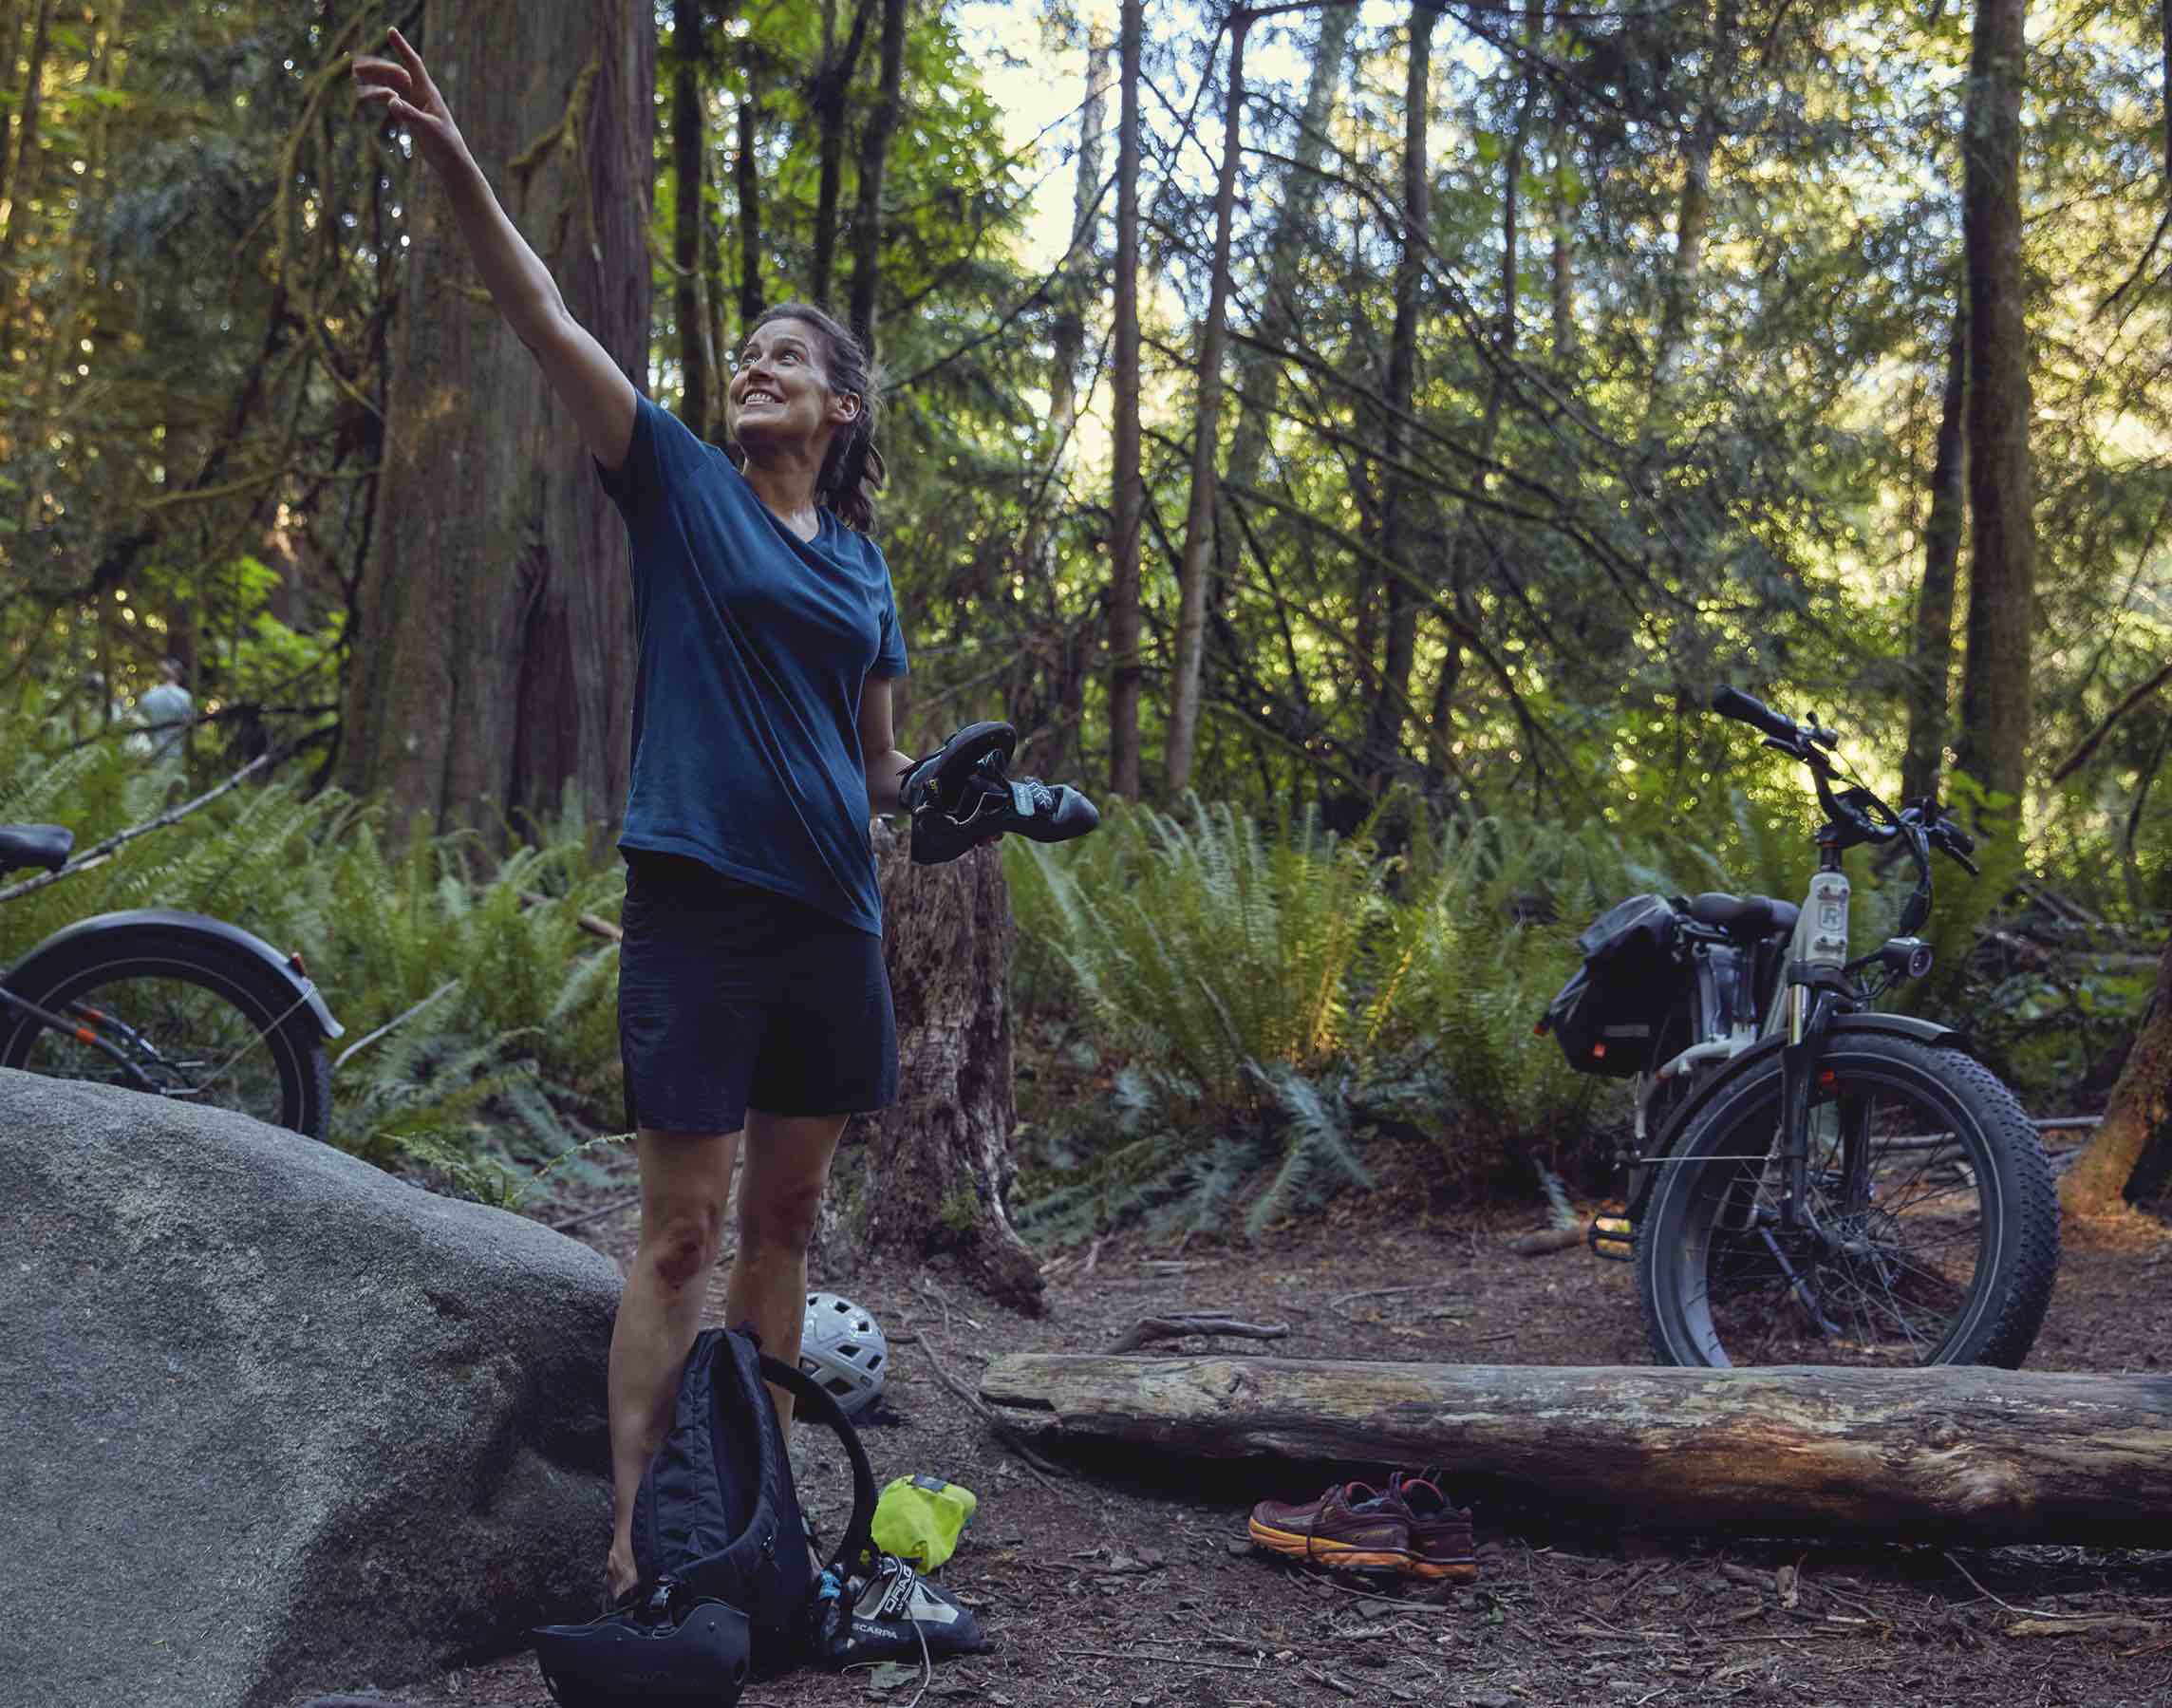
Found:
[977,1355,2172,1546]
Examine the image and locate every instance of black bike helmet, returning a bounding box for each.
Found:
[533,1578,752,1708]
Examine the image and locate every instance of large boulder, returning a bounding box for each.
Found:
[1,1070,622,1707]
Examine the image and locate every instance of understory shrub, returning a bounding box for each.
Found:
[1006,798,1652,1243]
[0,720,627,1200]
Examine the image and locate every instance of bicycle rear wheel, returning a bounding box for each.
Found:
[1636,1033,2057,1368]
[0,929,331,1138]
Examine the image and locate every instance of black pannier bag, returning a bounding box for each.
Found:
[1537,893,1688,1077]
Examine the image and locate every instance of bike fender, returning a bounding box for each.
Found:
[1827,1010,1961,1048]
[8,909,345,1039]
[1647,1011,1963,1156]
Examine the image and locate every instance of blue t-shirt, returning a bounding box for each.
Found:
[596,395,908,934]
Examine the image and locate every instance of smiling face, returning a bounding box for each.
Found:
[729,316,859,464]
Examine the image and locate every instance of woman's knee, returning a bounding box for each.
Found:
[638,1202,726,1292]
[739,1178,825,1256]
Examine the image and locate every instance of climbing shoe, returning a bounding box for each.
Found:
[810,1554,987,1668]
[1385,1470,1478,1583]
[1246,1481,1414,1573]
[903,722,1098,865]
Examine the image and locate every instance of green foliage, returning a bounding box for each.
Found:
[1,709,627,1197]
[1008,798,1626,1243]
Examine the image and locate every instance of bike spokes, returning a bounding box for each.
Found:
[20,974,292,1126]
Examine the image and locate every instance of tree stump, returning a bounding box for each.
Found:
[978,1353,2172,1545]
[815,822,1043,1313]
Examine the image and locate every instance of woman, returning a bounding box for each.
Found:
[354,28,926,1602]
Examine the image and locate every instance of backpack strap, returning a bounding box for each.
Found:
[758,1353,879,1577]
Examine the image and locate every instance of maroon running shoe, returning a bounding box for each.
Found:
[1385,1469,1477,1582]
[1246,1481,1414,1573]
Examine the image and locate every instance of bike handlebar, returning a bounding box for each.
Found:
[1710,685,1802,744]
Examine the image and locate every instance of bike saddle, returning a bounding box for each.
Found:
[900,721,1099,866]
[1686,892,1799,938]
[0,823,73,875]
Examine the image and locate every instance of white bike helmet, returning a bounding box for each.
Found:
[800,1292,889,1419]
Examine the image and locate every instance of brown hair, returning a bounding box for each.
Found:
[740,302,887,534]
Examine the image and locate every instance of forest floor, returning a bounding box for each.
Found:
[321,1131,2172,1708]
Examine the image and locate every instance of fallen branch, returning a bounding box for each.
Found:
[1506,1227,1584,1256]
[2051,658,2172,783]
[333,978,460,1071]
[0,749,275,906]
[517,890,624,944]
[1107,1314,1290,1353]
[908,1336,1066,1492]
[1327,1283,1468,1321]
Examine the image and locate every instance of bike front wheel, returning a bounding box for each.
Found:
[0,928,332,1138]
[1636,1033,2058,1368]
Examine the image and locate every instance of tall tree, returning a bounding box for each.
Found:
[1955,0,2037,816]
[1165,10,1251,796]
[846,0,908,347]
[1359,3,1435,787]
[0,0,57,354]
[808,0,876,309]
[1427,0,1541,791]
[1902,298,1969,806]
[1646,0,1738,427]
[1215,1,1356,701]
[1108,0,1144,800]
[339,0,652,835]
[671,0,714,436]
[735,45,765,329]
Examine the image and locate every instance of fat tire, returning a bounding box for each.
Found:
[1635,1033,2057,1369]
[0,928,333,1139]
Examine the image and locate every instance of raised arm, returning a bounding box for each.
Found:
[352,28,637,469]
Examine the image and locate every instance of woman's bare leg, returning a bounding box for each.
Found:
[727,1110,851,1426]
[605,1125,740,1600]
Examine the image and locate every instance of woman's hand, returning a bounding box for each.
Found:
[352,28,467,174]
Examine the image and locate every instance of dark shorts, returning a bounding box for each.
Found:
[617,851,899,1134]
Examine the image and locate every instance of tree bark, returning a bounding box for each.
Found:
[980,1354,2172,1545]
[2060,934,2172,1214]
[1107,0,1145,801]
[815,823,1043,1313]
[671,0,712,437]
[1955,0,2037,817]
[1901,301,1969,806]
[1645,0,1737,429]
[0,0,56,353]
[1217,2,1355,555]
[809,0,876,310]
[1164,12,1251,797]
[735,49,765,329]
[1359,5,1434,790]
[846,0,908,348]
[339,0,649,840]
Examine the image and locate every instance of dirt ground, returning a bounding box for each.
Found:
[321,1131,2172,1708]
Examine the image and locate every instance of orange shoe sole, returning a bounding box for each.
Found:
[1245,1518,1414,1572]
[1406,1556,1480,1583]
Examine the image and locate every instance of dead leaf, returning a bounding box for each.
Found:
[865,1660,923,1690]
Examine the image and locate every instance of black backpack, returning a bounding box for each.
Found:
[1538,893,1689,1077]
[632,1325,879,1676]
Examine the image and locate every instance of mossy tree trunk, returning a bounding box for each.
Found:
[816,824,1044,1314]
[340,0,650,838]
[2061,934,2172,1214]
